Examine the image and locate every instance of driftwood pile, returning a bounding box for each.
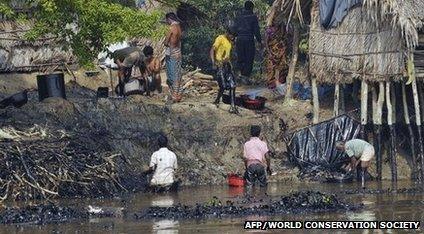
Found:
[0,125,129,201]
[181,69,218,96]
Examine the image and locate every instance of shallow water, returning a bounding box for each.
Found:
[1,181,423,234]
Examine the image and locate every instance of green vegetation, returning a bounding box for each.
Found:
[179,0,271,73]
[1,0,272,72]
[2,0,166,67]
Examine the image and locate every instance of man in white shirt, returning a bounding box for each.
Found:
[148,135,178,187]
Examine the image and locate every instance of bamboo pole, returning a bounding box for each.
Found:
[403,82,418,180]
[109,68,114,97]
[266,0,282,27]
[285,23,300,101]
[412,80,422,126]
[312,77,319,124]
[419,81,424,124]
[373,83,384,180]
[419,82,424,180]
[340,84,345,114]
[372,84,377,121]
[361,80,368,139]
[411,80,424,182]
[391,83,397,123]
[386,82,397,184]
[334,83,340,117]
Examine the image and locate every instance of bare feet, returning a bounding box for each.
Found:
[229,106,239,114]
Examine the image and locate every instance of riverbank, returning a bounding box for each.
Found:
[0,71,413,200]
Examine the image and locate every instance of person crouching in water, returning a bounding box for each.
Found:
[243,125,272,187]
[210,28,239,114]
[145,134,179,192]
[336,139,375,188]
[112,46,153,96]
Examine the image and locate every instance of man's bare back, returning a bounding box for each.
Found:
[165,23,182,58]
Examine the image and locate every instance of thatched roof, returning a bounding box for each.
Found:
[268,0,424,84]
[365,0,424,49]
[309,4,406,83]
[308,0,424,83]
[0,20,76,73]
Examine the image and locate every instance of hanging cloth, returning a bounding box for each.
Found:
[320,0,362,29]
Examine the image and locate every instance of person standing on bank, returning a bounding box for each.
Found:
[210,27,239,114]
[164,12,183,103]
[243,125,272,187]
[336,139,375,188]
[234,1,262,81]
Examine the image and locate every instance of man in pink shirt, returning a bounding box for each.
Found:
[243,125,272,187]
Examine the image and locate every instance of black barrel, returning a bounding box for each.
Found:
[36,73,66,101]
[97,87,109,98]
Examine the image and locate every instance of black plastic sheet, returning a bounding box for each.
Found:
[288,115,361,170]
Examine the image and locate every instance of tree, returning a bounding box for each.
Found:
[169,0,270,73]
[1,0,166,67]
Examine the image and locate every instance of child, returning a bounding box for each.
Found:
[210,27,239,114]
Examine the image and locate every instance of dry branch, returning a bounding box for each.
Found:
[0,125,130,201]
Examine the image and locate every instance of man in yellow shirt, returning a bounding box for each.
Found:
[209,28,238,114]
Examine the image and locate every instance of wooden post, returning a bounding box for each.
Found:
[419,81,424,181]
[109,68,114,97]
[391,83,397,123]
[412,80,424,182]
[334,83,340,117]
[373,83,384,181]
[403,82,418,180]
[312,77,319,124]
[419,81,424,123]
[386,82,397,184]
[266,0,282,27]
[419,81,424,124]
[285,23,300,101]
[340,84,346,114]
[361,80,368,139]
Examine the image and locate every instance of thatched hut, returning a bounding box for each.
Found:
[0,2,76,73]
[0,20,76,73]
[267,0,424,182]
[309,0,424,83]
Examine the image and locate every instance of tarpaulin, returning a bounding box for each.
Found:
[320,0,362,29]
[288,115,361,169]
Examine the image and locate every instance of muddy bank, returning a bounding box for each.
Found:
[0,72,414,197]
[0,82,299,190]
[0,124,141,201]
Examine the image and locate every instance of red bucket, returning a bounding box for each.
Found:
[227,174,245,187]
[241,95,267,110]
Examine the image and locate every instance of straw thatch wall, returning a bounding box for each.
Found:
[309,5,405,84]
[0,19,76,73]
[365,0,424,49]
[268,0,424,84]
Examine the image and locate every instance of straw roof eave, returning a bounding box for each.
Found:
[364,0,424,48]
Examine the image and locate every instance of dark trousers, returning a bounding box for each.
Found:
[116,67,132,96]
[244,163,267,187]
[214,62,236,107]
[236,38,255,77]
